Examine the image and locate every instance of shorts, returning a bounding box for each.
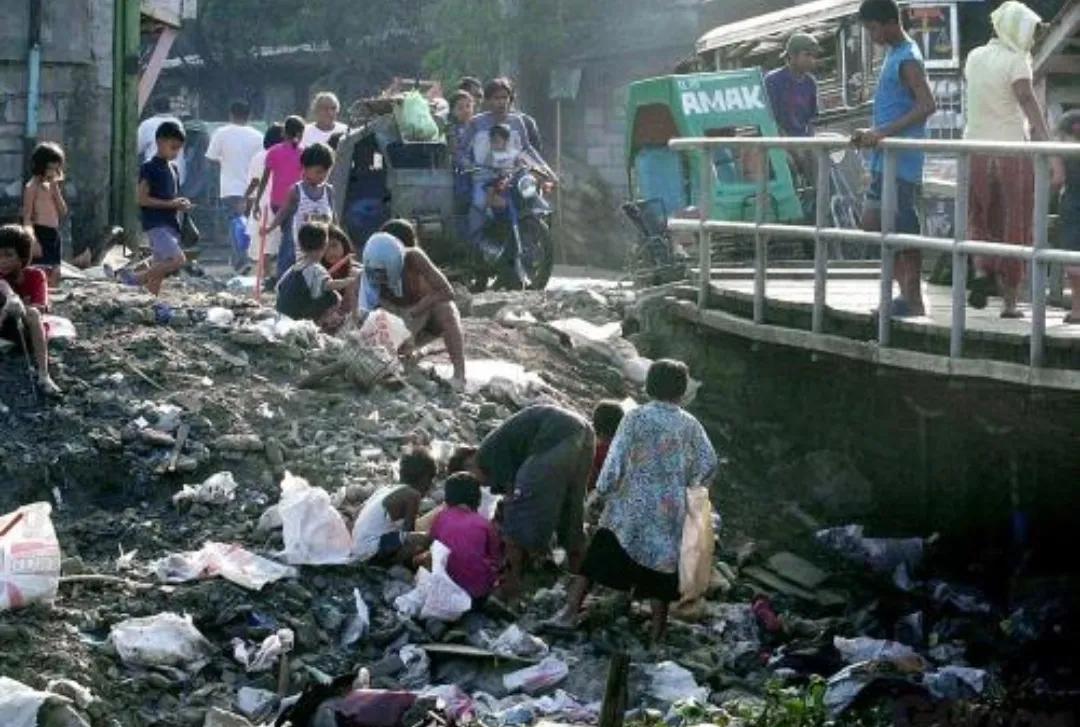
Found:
[501,427,595,553]
[582,528,680,603]
[32,225,61,267]
[146,226,184,263]
[0,314,26,351]
[864,174,921,235]
[369,531,407,566]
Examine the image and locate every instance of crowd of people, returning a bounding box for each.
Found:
[764,0,1079,321]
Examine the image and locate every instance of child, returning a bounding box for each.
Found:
[244,122,285,282]
[322,224,360,320]
[589,400,625,492]
[22,142,67,288]
[0,225,61,396]
[126,121,190,296]
[352,447,437,566]
[380,218,418,249]
[488,124,520,173]
[1060,110,1080,324]
[255,115,306,279]
[275,222,357,329]
[429,473,503,601]
[263,142,336,255]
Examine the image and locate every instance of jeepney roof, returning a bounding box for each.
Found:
[696,0,861,55]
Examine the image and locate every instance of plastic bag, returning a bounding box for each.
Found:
[678,486,714,603]
[485,624,550,659]
[278,472,353,565]
[247,214,280,259]
[395,91,439,142]
[232,628,294,673]
[0,502,61,611]
[644,661,709,704]
[109,612,214,670]
[359,309,411,356]
[340,588,371,647]
[503,656,570,695]
[230,215,251,262]
[833,636,927,672]
[0,676,75,727]
[394,542,472,622]
[153,542,297,591]
[173,472,239,506]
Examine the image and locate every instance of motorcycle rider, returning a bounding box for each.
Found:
[460,77,549,284]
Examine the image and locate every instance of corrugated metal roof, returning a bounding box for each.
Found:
[696,0,862,54]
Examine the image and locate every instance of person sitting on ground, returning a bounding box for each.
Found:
[1059,110,1080,325]
[589,400,625,492]
[460,404,596,604]
[554,360,717,644]
[0,225,61,396]
[275,222,357,331]
[359,232,466,388]
[381,218,418,249]
[425,472,504,602]
[322,224,361,316]
[352,447,437,566]
[118,121,190,296]
[22,142,68,288]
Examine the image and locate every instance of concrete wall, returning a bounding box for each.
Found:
[0,0,114,247]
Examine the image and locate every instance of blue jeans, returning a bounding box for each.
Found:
[468,179,492,252]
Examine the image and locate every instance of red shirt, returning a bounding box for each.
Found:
[3,267,47,308]
[430,506,502,600]
[588,440,611,492]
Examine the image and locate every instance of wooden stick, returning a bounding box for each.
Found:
[123,360,165,390]
[599,652,630,727]
[167,423,190,473]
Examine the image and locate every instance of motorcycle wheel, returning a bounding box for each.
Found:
[519,217,554,291]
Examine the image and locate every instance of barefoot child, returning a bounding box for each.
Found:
[352,448,437,566]
[429,473,503,601]
[22,143,67,288]
[275,222,357,329]
[0,225,61,396]
[128,121,190,295]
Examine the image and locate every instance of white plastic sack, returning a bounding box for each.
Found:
[678,486,715,603]
[232,628,294,673]
[153,542,297,591]
[173,472,239,506]
[277,472,353,565]
[109,612,214,670]
[358,309,411,355]
[394,541,471,622]
[0,502,61,611]
[205,307,236,327]
[502,656,570,695]
[0,677,72,727]
[644,661,709,704]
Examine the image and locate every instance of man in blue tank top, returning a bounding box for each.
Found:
[853,0,937,318]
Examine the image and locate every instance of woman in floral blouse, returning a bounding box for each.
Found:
[553,359,717,643]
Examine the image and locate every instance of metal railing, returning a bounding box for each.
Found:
[667,136,1080,368]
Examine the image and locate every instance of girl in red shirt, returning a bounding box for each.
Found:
[0,225,61,396]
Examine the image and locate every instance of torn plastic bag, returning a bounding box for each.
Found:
[833,636,927,672]
[503,656,570,695]
[109,612,214,671]
[232,628,294,673]
[153,542,297,591]
[0,502,61,611]
[277,473,353,565]
[340,588,371,647]
[358,309,411,356]
[485,624,550,659]
[678,486,714,604]
[0,676,88,727]
[397,644,431,690]
[643,661,709,704]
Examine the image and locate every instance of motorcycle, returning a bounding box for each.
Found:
[467,157,556,292]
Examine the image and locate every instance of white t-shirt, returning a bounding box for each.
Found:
[964,39,1033,142]
[206,123,264,197]
[137,114,186,183]
[351,485,405,562]
[245,149,280,258]
[302,122,348,148]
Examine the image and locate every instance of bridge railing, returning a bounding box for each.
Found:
[666,136,1080,368]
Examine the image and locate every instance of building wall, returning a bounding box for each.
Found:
[0,0,114,246]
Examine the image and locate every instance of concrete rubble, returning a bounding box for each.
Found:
[0,271,1072,725]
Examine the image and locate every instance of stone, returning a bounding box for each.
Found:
[214,434,265,452]
[203,709,254,727]
[765,552,828,591]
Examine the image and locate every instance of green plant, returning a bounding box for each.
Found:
[744,678,828,727]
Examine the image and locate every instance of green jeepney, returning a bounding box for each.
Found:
[626,70,803,223]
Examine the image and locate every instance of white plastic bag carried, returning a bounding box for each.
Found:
[359,309,411,356]
[0,502,61,611]
[394,541,471,622]
[277,472,353,565]
[678,486,714,604]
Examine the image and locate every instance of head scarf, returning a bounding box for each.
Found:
[991,1,1042,54]
[359,232,405,313]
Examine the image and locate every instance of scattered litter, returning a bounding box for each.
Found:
[503,656,570,695]
[815,525,927,574]
[232,628,294,673]
[153,542,297,591]
[358,309,411,355]
[340,588,371,647]
[205,307,236,326]
[0,676,77,727]
[923,666,988,700]
[833,636,927,672]
[398,644,431,689]
[109,612,214,671]
[278,472,353,565]
[43,314,78,340]
[235,687,277,721]
[172,472,239,506]
[644,661,709,704]
[418,685,475,722]
[0,502,62,611]
[484,624,550,659]
[931,581,992,614]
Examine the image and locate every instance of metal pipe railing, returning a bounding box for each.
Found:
[669,135,1080,369]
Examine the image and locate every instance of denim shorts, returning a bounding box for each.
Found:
[865,174,921,234]
[147,226,183,262]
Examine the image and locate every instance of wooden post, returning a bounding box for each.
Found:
[599,652,630,727]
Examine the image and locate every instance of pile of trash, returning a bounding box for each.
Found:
[0,272,1072,726]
